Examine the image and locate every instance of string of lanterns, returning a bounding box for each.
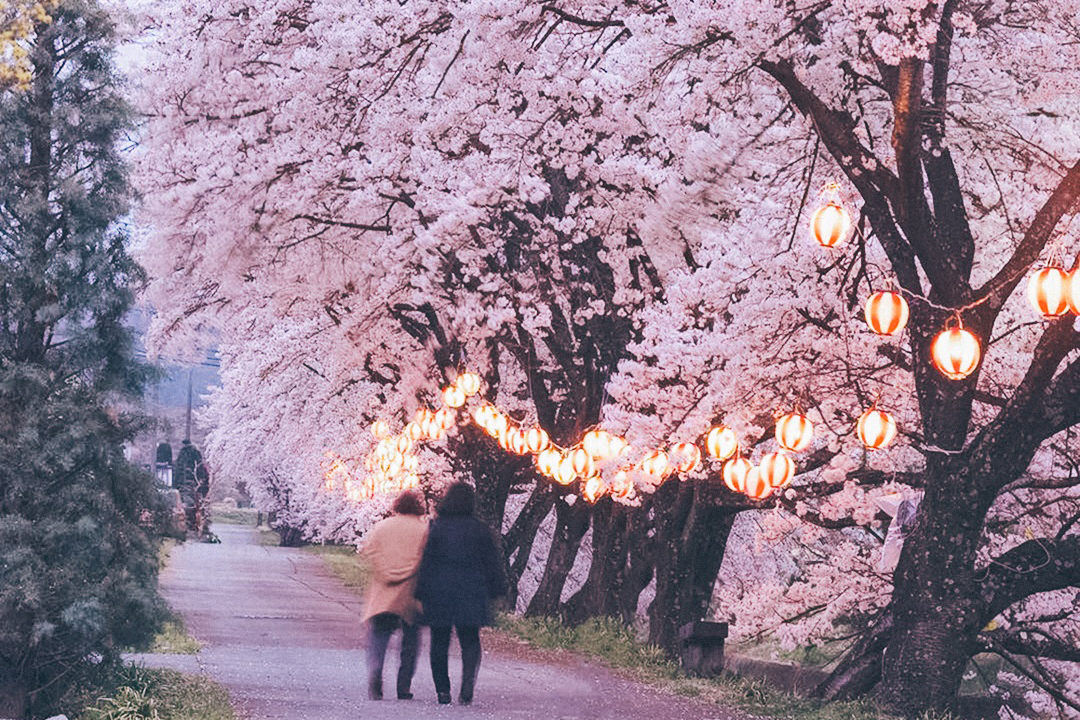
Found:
[326,183,1069,505]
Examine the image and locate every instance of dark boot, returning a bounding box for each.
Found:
[368,675,382,701]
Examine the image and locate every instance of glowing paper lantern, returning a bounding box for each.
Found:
[774,412,813,453]
[1069,270,1080,315]
[722,456,751,493]
[759,451,795,488]
[405,421,424,441]
[473,404,494,427]
[403,455,419,472]
[743,467,775,500]
[554,455,577,485]
[488,412,508,438]
[606,435,628,457]
[507,427,528,455]
[433,408,454,430]
[394,435,412,454]
[864,291,910,335]
[857,407,897,450]
[1027,266,1071,318]
[670,442,701,473]
[525,426,550,453]
[810,202,851,248]
[583,430,612,459]
[570,447,594,476]
[931,322,981,380]
[640,450,669,481]
[457,371,481,396]
[442,385,466,408]
[537,448,561,476]
[583,475,606,503]
[611,470,634,500]
[370,420,389,438]
[706,426,738,461]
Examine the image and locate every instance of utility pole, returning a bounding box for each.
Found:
[185,366,193,441]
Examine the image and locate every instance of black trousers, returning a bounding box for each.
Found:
[367,613,419,696]
[429,624,481,697]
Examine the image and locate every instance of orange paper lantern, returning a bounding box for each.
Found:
[554,455,577,485]
[370,420,389,438]
[583,430,612,459]
[722,456,751,493]
[456,371,481,396]
[1027,266,1071,318]
[1068,270,1080,315]
[864,291,910,335]
[507,427,528,455]
[775,412,813,452]
[670,442,702,473]
[525,426,550,453]
[810,202,851,248]
[640,450,670,481]
[931,322,981,380]
[857,407,897,450]
[743,467,775,500]
[536,448,561,476]
[759,451,795,488]
[570,447,594,476]
[583,475,606,503]
[706,425,738,460]
[442,385,466,408]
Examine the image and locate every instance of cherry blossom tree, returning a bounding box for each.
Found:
[133,0,1080,716]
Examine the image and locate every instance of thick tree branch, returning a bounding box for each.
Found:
[973,158,1080,313]
[980,535,1080,620]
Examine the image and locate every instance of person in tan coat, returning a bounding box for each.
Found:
[362,490,428,700]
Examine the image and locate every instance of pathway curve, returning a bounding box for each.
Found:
[133,524,744,720]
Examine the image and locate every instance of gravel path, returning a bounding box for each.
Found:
[131,524,745,720]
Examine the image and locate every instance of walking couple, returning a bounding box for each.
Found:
[361,482,507,705]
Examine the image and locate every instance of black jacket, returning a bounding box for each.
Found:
[415,514,506,627]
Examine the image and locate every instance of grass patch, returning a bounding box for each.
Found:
[305,544,370,592]
[209,504,259,526]
[74,665,233,720]
[149,618,201,655]
[497,614,897,720]
[256,527,282,546]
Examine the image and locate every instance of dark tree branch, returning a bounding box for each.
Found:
[980,535,1080,620]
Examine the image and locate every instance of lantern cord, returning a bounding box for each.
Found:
[895,263,1030,317]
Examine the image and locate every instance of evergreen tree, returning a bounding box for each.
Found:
[0,0,167,716]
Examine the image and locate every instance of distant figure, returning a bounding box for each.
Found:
[174,439,210,536]
[361,490,428,701]
[415,482,506,705]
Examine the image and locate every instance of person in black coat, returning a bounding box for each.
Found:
[415,482,506,705]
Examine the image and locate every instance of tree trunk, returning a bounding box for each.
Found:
[815,610,893,701]
[561,497,635,624]
[0,673,28,719]
[877,466,987,715]
[647,479,737,655]
[525,495,590,617]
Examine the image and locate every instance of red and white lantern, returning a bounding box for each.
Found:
[743,467,775,500]
[583,475,606,503]
[1069,269,1080,315]
[570,447,594,476]
[706,425,738,461]
[670,442,702,473]
[442,385,466,409]
[640,450,670,482]
[583,430,612,459]
[525,426,550,453]
[857,407,897,450]
[931,322,981,380]
[507,427,528,455]
[554,455,577,485]
[456,371,481,396]
[536,448,561,476]
[370,420,389,438]
[810,202,851,248]
[722,456,751,493]
[759,451,795,488]
[1027,266,1071,318]
[775,412,813,453]
[864,291,910,335]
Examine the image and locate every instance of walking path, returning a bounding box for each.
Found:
[132,524,742,720]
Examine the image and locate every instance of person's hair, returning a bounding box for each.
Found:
[437,482,475,517]
[392,490,426,516]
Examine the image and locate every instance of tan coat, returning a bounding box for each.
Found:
[361,514,428,623]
